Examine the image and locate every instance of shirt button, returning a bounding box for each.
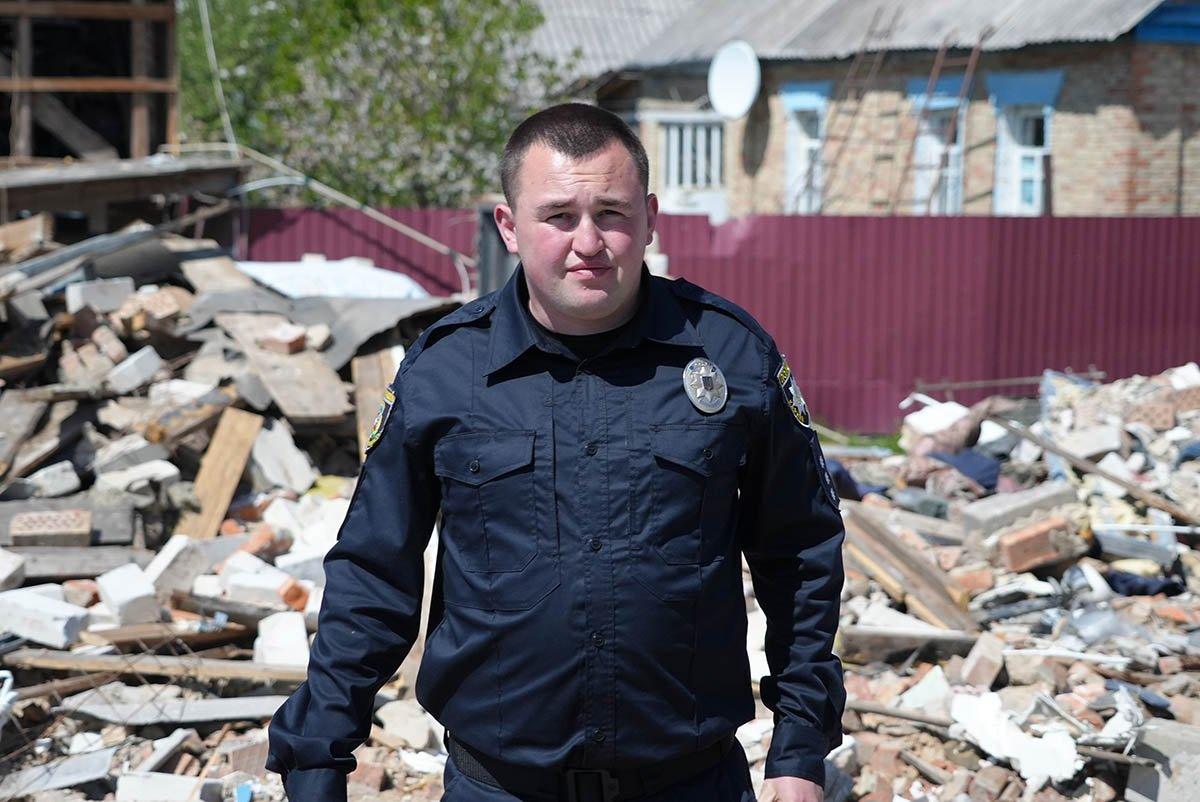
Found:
[468,459,481,473]
[585,442,599,456]
[589,538,602,551]
[591,631,605,648]
[702,447,713,460]
[590,728,605,743]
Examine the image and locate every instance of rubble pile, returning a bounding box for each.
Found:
[0,220,455,801]
[749,364,1200,802]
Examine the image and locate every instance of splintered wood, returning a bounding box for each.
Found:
[173,408,262,539]
[351,346,401,460]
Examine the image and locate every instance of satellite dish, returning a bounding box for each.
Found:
[708,40,760,120]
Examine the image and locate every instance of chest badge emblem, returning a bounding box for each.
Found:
[682,357,728,414]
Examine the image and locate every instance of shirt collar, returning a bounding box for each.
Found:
[485,263,702,376]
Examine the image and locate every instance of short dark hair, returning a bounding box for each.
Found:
[501,103,650,205]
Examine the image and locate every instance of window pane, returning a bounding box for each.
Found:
[1021,178,1034,205]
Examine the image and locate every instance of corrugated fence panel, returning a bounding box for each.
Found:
[246,209,1200,432]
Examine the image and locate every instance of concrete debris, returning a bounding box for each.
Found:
[0,233,451,800]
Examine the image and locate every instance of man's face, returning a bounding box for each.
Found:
[494,140,658,334]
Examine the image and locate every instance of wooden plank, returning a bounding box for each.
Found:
[15,672,110,701]
[0,389,46,477]
[4,648,307,683]
[0,53,116,159]
[13,545,153,579]
[79,620,247,649]
[0,211,51,252]
[60,695,288,725]
[217,312,352,424]
[0,1,174,20]
[10,14,30,159]
[173,407,262,539]
[988,412,1200,526]
[10,399,83,478]
[140,384,239,444]
[351,347,397,460]
[175,251,254,292]
[170,589,286,627]
[0,76,175,93]
[853,503,966,544]
[130,0,150,158]
[165,11,178,147]
[843,506,977,631]
[837,624,977,664]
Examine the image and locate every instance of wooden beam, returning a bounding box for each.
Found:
[130,0,150,158]
[0,389,46,478]
[0,2,174,21]
[165,9,178,147]
[173,407,262,539]
[10,14,31,160]
[78,620,247,650]
[0,76,175,93]
[986,413,1200,526]
[3,647,307,683]
[0,53,117,159]
[351,346,399,460]
[12,545,154,580]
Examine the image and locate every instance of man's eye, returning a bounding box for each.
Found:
[547,213,569,222]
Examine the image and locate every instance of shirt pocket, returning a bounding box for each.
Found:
[434,430,537,573]
[648,423,746,567]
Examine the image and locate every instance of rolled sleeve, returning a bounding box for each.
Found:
[266,368,440,802]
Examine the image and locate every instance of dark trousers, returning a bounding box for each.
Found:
[441,741,758,801]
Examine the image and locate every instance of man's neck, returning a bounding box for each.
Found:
[525,279,641,336]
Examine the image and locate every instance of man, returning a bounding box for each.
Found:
[267,103,845,802]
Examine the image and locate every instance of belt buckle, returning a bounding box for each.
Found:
[563,767,621,802]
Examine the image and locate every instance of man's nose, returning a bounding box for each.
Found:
[572,216,604,257]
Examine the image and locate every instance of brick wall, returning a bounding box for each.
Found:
[617,40,1200,217]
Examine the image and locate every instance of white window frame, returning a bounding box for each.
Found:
[913,106,965,215]
[786,108,824,214]
[640,109,728,221]
[994,104,1052,216]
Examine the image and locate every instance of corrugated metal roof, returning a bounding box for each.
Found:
[529,0,703,80]
[627,0,1166,67]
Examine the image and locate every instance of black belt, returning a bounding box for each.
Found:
[445,732,736,802]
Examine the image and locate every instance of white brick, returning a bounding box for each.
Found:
[143,535,213,599]
[96,563,159,625]
[66,277,135,314]
[107,346,165,394]
[275,550,326,587]
[254,611,310,668]
[0,547,25,591]
[94,459,180,496]
[92,434,170,474]
[25,460,80,498]
[116,772,221,802]
[0,586,88,647]
[251,419,317,494]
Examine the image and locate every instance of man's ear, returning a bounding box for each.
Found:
[644,193,659,246]
[494,203,520,254]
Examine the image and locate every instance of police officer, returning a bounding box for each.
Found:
[267,103,846,802]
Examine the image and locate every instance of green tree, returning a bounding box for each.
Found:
[177,0,573,207]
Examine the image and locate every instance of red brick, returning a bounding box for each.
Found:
[998,516,1071,572]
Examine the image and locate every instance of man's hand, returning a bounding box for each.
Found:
[759,776,824,802]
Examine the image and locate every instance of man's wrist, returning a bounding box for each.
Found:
[763,720,828,787]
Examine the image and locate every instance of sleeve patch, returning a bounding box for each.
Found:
[365,385,396,452]
[775,356,812,429]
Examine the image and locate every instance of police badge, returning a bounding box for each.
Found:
[775,356,811,428]
[365,386,395,453]
[682,357,728,414]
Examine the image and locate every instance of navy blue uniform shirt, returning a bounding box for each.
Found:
[266,266,846,801]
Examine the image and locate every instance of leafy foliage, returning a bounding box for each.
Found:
[178,0,574,206]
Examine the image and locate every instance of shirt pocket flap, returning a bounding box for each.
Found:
[435,430,535,486]
[650,424,743,477]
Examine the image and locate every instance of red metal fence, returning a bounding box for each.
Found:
[247,209,1200,433]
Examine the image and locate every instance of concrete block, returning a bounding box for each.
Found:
[92,434,170,474]
[95,459,180,496]
[375,699,434,749]
[254,611,310,667]
[224,572,307,610]
[0,547,25,591]
[251,419,317,494]
[961,632,1006,689]
[1004,652,1066,689]
[998,515,1075,572]
[275,549,326,587]
[107,346,165,394]
[88,601,119,628]
[90,324,128,363]
[9,508,92,546]
[1058,425,1123,460]
[192,574,223,597]
[306,323,332,350]
[62,578,99,607]
[956,480,1077,537]
[97,563,160,625]
[143,535,214,598]
[303,584,322,631]
[66,276,135,314]
[1127,719,1200,802]
[25,460,80,498]
[0,586,88,647]
[116,771,222,802]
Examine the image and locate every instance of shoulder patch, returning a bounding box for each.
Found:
[775,355,812,428]
[365,385,396,453]
[666,277,772,349]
